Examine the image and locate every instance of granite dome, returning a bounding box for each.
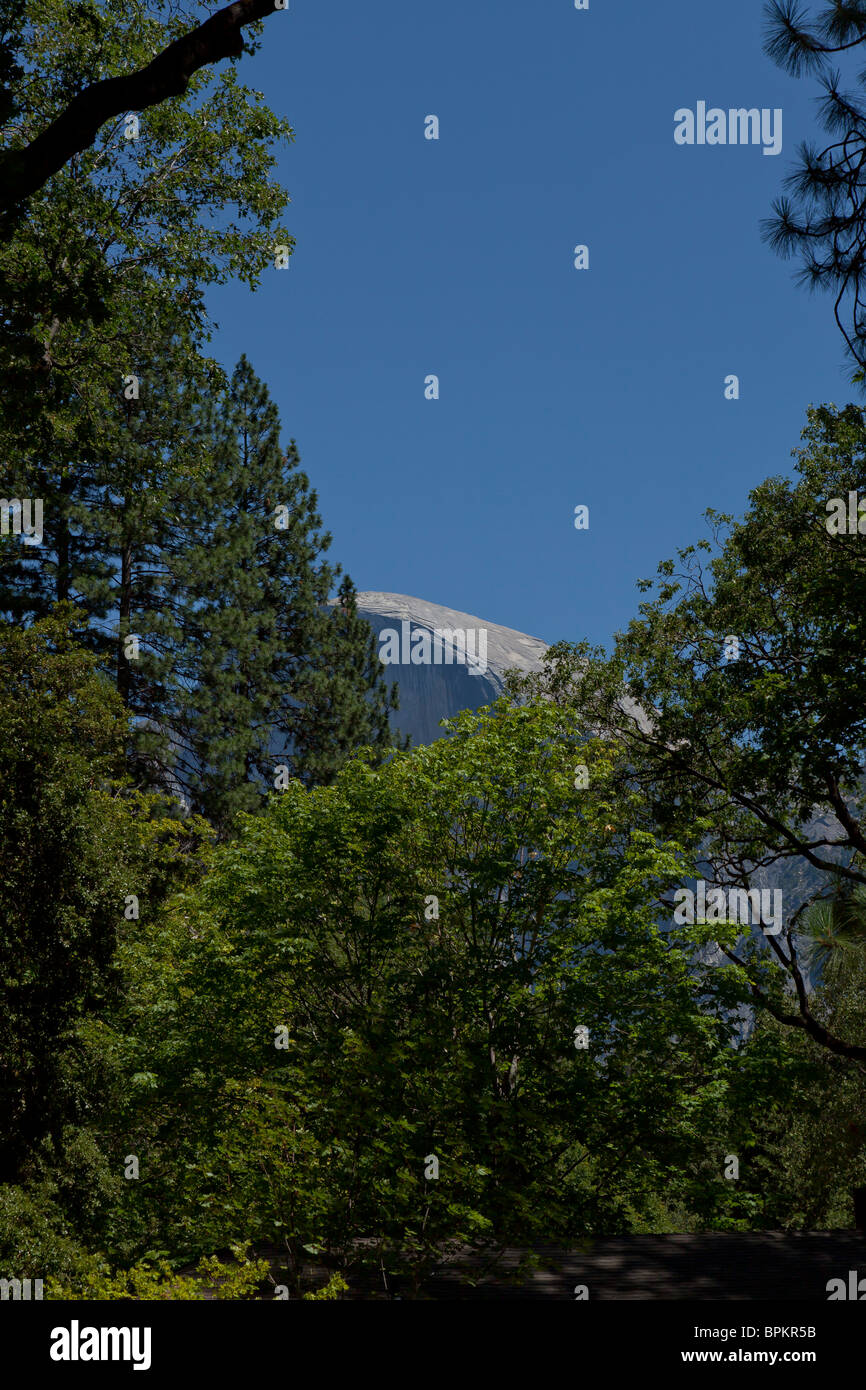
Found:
[347,591,549,747]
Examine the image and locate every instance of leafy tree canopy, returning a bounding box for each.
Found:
[508,403,866,1064]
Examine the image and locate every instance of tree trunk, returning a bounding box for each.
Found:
[118,538,132,704]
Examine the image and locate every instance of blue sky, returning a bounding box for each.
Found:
[207,0,849,648]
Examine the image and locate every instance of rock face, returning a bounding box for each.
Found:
[350,592,549,747]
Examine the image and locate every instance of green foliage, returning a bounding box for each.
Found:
[4,416,866,1288]
[98,699,747,1289]
[0,1174,102,1284]
[718,978,866,1231]
[143,354,396,827]
[800,882,866,981]
[47,1245,270,1300]
[0,0,291,457]
[2,13,865,1274]
[0,0,292,665]
[508,404,866,1067]
[0,605,211,1185]
[0,606,129,1180]
[0,1,397,822]
[302,1272,350,1300]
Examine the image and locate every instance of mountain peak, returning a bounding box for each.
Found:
[340,591,548,746]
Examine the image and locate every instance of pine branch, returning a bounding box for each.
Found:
[765,0,866,74]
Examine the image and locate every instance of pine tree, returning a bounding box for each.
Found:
[146,355,398,828]
[764,2,866,375]
[1,345,399,830]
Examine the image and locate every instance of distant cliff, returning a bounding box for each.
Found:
[347,592,549,747]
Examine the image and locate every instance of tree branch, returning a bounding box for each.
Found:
[720,943,866,1064]
[0,0,278,213]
